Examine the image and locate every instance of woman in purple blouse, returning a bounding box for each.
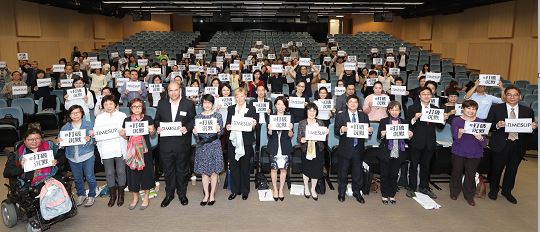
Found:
[450,100,488,206]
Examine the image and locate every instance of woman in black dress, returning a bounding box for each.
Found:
[297,103,327,201]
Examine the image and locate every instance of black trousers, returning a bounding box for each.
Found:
[489,140,522,195]
[254,124,263,161]
[337,148,364,195]
[450,154,480,200]
[228,142,254,195]
[380,157,401,198]
[408,147,434,191]
[160,148,190,198]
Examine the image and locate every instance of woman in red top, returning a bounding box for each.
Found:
[248,70,265,98]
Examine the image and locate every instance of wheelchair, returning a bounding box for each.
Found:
[2,151,78,232]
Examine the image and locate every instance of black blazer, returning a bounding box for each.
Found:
[334,110,370,158]
[406,101,445,150]
[250,98,273,125]
[226,103,259,145]
[486,103,535,153]
[377,117,408,162]
[154,97,196,152]
[267,113,293,156]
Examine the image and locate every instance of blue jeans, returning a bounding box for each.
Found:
[68,156,97,197]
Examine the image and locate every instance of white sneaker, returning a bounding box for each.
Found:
[84,197,95,207]
[77,196,87,206]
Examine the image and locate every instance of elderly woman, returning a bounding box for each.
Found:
[17,128,61,188]
[2,71,30,104]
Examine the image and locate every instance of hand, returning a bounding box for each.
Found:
[458,128,464,137]
[267,124,273,135]
[408,131,414,138]
[532,122,537,130]
[267,108,271,114]
[57,138,64,144]
[450,110,456,115]
[325,128,329,135]
[300,137,306,143]
[226,124,232,131]
[21,157,26,166]
[89,130,94,137]
[83,96,88,102]
[497,120,505,128]
[288,130,294,137]
[118,128,126,137]
[340,126,347,133]
[381,130,386,138]
[64,95,69,100]
[474,79,480,87]
[215,124,221,132]
[192,127,198,135]
[52,159,58,166]
[85,136,91,142]
[443,113,449,121]
[138,90,143,95]
[33,86,38,91]
[180,126,188,135]
[251,118,257,127]
[157,127,162,134]
[368,127,374,134]
[473,134,483,141]
[415,113,422,120]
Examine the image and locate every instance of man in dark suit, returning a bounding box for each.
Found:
[334,95,372,203]
[408,76,426,103]
[154,82,195,207]
[225,88,258,200]
[160,58,172,77]
[406,87,447,199]
[486,86,537,204]
[57,64,81,90]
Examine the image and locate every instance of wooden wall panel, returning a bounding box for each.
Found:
[14,1,41,37]
[488,1,515,38]
[94,16,107,39]
[172,15,193,32]
[418,16,432,40]
[351,15,403,37]
[18,41,60,67]
[467,43,512,78]
[122,14,171,38]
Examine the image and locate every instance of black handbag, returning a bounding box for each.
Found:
[254,172,269,190]
[315,176,326,195]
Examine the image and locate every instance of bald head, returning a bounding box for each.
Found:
[168,82,181,101]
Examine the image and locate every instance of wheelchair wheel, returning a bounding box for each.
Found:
[1,200,18,228]
[26,218,41,232]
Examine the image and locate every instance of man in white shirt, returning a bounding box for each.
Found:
[464,79,505,119]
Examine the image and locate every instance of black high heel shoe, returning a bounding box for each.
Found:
[312,196,318,201]
[304,194,311,199]
[200,201,208,206]
[207,201,216,206]
[279,197,284,201]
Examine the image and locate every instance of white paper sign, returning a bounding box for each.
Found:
[425,72,441,82]
[148,68,161,75]
[211,47,218,52]
[17,53,28,60]
[317,83,332,93]
[0,61,5,68]
[220,47,227,52]
[53,64,65,73]
[110,52,119,58]
[386,56,395,62]
[219,97,236,109]
[299,58,311,66]
[154,51,161,56]
[317,99,333,111]
[320,47,328,52]
[204,87,218,95]
[366,78,378,87]
[60,79,74,88]
[334,87,346,96]
[137,59,148,66]
[420,108,445,124]
[59,129,87,147]
[386,49,394,54]
[389,68,400,75]
[430,97,440,107]
[88,57,98,62]
[23,150,54,172]
[385,124,409,139]
[125,49,133,54]
[464,122,491,135]
[373,58,383,65]
[258,189,275,201]
[125,81,141,92]
[230,63,240,71]
[371,48,379,53]
[399,47,407,52]
[242,73,253,82]
[324,57,332,62]
[188,48,195,54]
[196,54,203,60]
[505,118,533,133]
[390,85,406,95]
[267,54,276,60]
[271,64,283,73]
[455,104,463,116]
[357,62,366,68]
[346,123,369,139]
[344,62,356,71]
[66,87,85,100]
[288,97,305,109]
[295,42,302,47]
[183,53,190,59]
[331,46,338,51]
[159,122,183,137]
[185,87,199,97]
[347,56,357,62]
[253,102,269,113]
[231,116,253,132]
[305,125,327,141]
[94,124,120,141]
[372,95,389,107]
[12,86,27,95]
[90,61,102,69]
[195,118,218,134]
[148,84,162,93]
[37,78,52,88]
[206,68,217,75]
[479,74,500,87]
[189,65,198,72]
[167,60,176,67]
[115,78,128,87]
[136,51,144,57]
[337,51,346,57]
[218,73,230,82]
[269,115,291,130]
[125,121,149,136]
[112,71,122,79]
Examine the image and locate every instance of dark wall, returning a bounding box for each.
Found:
[194,21,329,42]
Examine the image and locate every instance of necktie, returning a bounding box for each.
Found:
[509,108,518,141]
[352,113,358,147]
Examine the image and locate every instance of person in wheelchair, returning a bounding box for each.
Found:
[2,128,76,231]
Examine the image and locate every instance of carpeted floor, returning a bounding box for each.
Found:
[0,156,536,232]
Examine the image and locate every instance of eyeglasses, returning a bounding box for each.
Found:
[70,111,82,116]
[420,93,432,96]
[505,94,520,98]
[131,105,143,109]
[25,138,41,142]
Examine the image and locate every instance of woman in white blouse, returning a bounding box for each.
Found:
[94,95,128,208]
[64,76,95,122]
[90,68,107,94]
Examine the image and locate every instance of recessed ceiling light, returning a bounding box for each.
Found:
[336,15,344,18]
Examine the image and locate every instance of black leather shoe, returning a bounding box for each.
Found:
[180,196,189,206]
[207,201,215,206]
[501,192,517,204]
[242,194,248,200]
[354,194,365,204]
[200,201,207,206]
[160,195,174,208]
[338,194,345,202]
[488,191,498,200]
[228,193,238,200]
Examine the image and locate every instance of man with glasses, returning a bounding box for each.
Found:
[291,62,319,98]
[154,82,195,207]
[406,87,447,199]
[336,84,360,113]
[486,86,537,204]
[464,79,505,119]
